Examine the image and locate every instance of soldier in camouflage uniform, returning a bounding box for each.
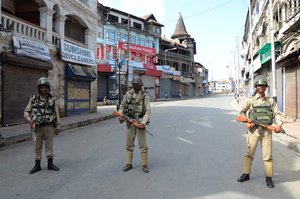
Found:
[119,76,151,173]
[237,75,283,188]
[24,77,60,174]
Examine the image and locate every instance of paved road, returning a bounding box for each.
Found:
[0,95,299,199]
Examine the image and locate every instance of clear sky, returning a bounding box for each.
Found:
[99,0,249,81]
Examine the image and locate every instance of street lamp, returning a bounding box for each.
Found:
[115,59,122,110]
[164,47,177,66]
[163,47,177,99]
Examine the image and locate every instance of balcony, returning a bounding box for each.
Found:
[1,13,46,42]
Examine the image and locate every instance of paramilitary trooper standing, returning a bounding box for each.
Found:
[24,77,60,174]
[237,75,283,188]
[119,76,151,173]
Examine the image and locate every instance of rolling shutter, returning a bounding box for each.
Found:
[2,64,46,126]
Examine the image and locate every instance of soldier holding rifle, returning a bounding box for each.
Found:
[24,77,60,174]
[237,75,283,188]
[119,76,151,173]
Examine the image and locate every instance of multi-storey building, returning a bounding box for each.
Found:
[96,3,163,101]
[242,0,300,119]
[194,62,209,96]
[0,0,98,126]
[158,13,197,97]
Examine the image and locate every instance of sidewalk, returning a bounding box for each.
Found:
[0,97,182,148]
[231,93,300,156]
[0,105,117,147]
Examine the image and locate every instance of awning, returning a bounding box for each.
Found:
[66,64,97,81]
[258,41,281,64]
[97,64,113,72]
[133,67,146,71]
[0,52,53,70]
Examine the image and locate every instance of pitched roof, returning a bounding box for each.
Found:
[171,12,190,39]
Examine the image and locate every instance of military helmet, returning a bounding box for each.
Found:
[37,77,51,89]
[132,76,143,86]
[254,75,268,87]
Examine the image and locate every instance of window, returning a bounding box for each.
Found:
[130,35,136,44]
[108,14,118,23]
[98,28,104,38]
[117,32,127,42]
[156,27,160,34]
[105,29,115,42]
[133,22,142,30]
[121,18,128,25]
[140,38,145,46]
[146,40,153,48]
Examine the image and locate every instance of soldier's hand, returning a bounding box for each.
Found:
[245,123,255,129]
[54,128,60,135]
[119,116,125,124]
[273,125,282,133]
[29,120,34,128]
[138,124,146,129]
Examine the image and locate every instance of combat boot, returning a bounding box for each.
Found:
[142,166,149,173]
[237,173,250,182]
[47,158,60,171]
[29,160,41,174]
[141,152,149,173]
[123,151,133,172]
[266,177,275,188]
[123,164,132,172]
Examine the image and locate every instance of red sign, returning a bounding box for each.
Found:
[96,48,100,60]
[143,63,156,70]
[106,46,111,52]
[118,41,156,55]
[101,45,105,59]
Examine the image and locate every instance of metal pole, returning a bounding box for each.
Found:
[164,50,167,98]
[248,0,255,96]
[118,61,121,110]
[269,0,277,100]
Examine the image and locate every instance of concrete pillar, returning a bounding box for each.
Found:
[39,7,55,42]
[85,28,95,49]
[56,15,67,41]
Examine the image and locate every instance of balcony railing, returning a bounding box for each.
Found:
[1,13,46,41]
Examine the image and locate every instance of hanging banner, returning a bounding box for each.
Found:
[118,41,156,55]
[12,36,51,62]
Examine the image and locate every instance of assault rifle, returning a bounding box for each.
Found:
[112,111,153,136]
[236,115,297,139]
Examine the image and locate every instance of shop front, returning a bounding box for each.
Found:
[277,49,300,118]
[60,40,96,115]
[142,63,162,100]
[0,36,52,126]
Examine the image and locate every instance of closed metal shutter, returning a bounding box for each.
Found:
[141,75,155,100]
[170,80,180,98]
[2,64,47,126]
[285,67,297,118]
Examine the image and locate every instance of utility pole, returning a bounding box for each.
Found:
[269,0,277,100]
[248,0,255,96]
[126,13,131,88]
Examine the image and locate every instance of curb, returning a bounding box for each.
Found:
[0,115,116,149]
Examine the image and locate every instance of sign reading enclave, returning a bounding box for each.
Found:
[60,40,96,66]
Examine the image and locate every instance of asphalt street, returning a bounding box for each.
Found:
[0,95,299,199]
